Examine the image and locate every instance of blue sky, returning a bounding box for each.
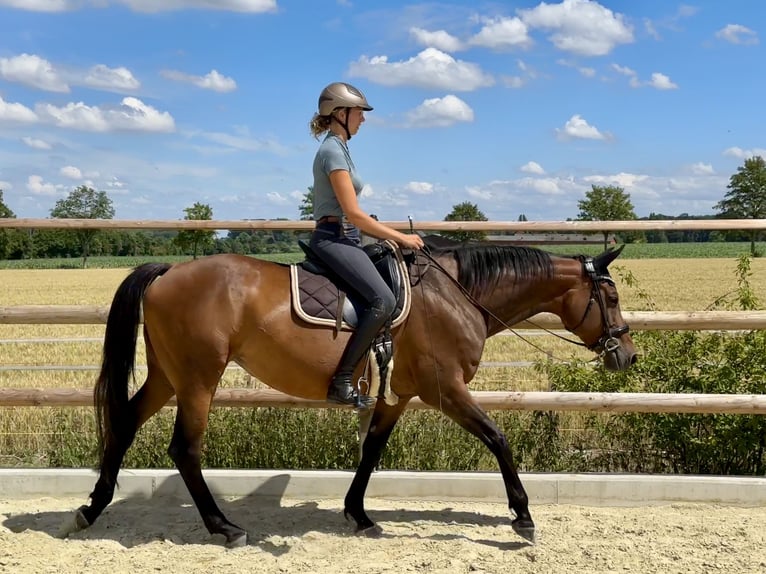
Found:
[0,1,763,223]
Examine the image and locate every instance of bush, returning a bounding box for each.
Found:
[540,254,766,475]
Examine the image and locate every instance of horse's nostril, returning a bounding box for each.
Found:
[630,353,638,365]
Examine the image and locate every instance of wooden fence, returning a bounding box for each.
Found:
[1,217,765,416]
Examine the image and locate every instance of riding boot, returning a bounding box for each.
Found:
[327,297,391,409]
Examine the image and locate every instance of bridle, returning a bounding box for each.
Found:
[568,257,630,354]
[412,247,630,358]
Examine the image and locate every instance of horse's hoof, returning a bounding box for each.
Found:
[225,531,248,549]
[74,507,92,530]
[512,521,536,545]
[356,524,383,538]
[56,507,90,538]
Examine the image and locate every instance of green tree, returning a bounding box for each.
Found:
[577,184,638,249]
[0,190,19,259]
[715,156,766,256]
[299,187,314,221]
[443,201,488,242]
[174,202,215,259]
[50,185,115,267]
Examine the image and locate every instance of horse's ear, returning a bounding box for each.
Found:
[596,244,624,269]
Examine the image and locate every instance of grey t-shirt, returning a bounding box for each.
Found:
[312,133,364,220]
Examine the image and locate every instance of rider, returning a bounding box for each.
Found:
[309,81,424,408]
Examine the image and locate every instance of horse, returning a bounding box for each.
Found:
[70,237,637,547]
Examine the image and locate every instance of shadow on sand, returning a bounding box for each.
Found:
[2,473,528,553]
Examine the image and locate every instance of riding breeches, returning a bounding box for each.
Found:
[309,222,396,314]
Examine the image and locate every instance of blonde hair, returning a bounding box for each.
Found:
[309,113,333,139]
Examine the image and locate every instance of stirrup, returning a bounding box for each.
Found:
[327,378,376,410]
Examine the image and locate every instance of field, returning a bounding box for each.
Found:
[1,251,765,467]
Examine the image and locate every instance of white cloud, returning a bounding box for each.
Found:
[715,24,759,45]
[503,76,526,88]
[612,63,636,76]
[404,95,474,128]
[644,18,660,40]
[0,53,142,94]
[723,146,766,159]
[202,130,285,153]
[520,161,545,175]
[348,48,494,91]
[119,0,277,12]
[558,59,595,77]
[0,96,38,123]
[610,64,676,89]
[0,53,69,92]
[0,0,278,11]
[21,136,51,149]
[409,27,463,52]
[468,16,532,51]
[690,162,715,175]
[0,0,72,12]
[266,191,288,204]
[35,97,175,132]
[26,175,60,196]
[583,172,649,188]
[556,114,607,140]
[0,180,12,191]
[161,69,237,92]
[648,72,678,90]
[467,186,492,200]
[60,166,83,179]
[84,64,140,91]
[404,181,434,194]
[519,0,633,56]
[611,63,641,87]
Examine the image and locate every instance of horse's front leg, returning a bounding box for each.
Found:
[432,387,536,544]
[344,398,410,536]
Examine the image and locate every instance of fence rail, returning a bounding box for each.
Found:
[2,217,766,232]
[3,307,766,330]
[1,388,765,415]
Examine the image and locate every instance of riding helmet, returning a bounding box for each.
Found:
[318,82,373,116]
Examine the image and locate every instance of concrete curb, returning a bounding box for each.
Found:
[1,469,765,506]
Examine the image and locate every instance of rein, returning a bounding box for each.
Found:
[414,246,628,359]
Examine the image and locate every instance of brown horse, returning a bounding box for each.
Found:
[71,238,636,547]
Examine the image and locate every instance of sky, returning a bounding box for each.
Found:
[0,1,763,224]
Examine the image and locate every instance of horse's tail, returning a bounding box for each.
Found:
[94,262,172,474]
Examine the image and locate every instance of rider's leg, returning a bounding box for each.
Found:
[310,227,396,408]
[327,295,392,407]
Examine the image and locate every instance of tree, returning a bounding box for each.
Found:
[0,190,21,259]
[174,202,215,259]
[443,201,488,242]
[299,187,314,221]
[50,185,115,267]
[715,156,766,256]
[577,185,638,249]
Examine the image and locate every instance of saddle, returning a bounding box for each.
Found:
[289,239,411,405]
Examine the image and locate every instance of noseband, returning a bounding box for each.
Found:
[570,258,630,354]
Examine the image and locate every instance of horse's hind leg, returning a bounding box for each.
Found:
[344,399,410,536]
[169,389,247,548]
[75,367,174,530]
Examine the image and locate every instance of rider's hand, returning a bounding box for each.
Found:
[397,233,424,251]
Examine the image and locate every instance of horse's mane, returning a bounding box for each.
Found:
[423,236,556,297]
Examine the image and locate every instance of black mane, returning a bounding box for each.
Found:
[424,237,556,297]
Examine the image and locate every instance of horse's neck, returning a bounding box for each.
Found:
[482,257,583,336]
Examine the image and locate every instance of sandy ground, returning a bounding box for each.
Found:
[1,496,765,574]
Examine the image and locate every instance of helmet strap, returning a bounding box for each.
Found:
[331,108,353,141]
